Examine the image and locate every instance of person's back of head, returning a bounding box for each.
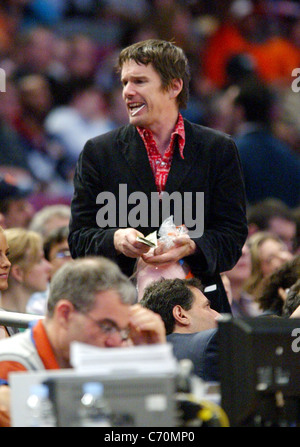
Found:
[247,199,296,251]
[233,78,273,125]
[0,174,34,229]
[29,204,71,239]
[247,199,294,232]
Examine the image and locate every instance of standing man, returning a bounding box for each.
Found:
[68,39,248,313]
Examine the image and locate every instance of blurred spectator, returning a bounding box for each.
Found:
[0,225,11,340]
[202,0,300,88]
[1,227,51,315]
[247,198,297,253]
[28,204,70,239]
[292,206,300,254]
[26,225,71,315]
[282,278,300,318]
[217,79,300,208]
[225,242,262,317]
[0,174,35,229]
[257,255,300,316]
[244,231,293,300]
[45,86,115,160]
[10,73,74,190]
[43,225,71,279]
[0,78,31,173]
[57,33,101,105]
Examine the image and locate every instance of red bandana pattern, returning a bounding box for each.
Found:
[137,113,185,194]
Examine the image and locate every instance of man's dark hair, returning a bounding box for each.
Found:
[282,279,300,317]
[247,198,294,230]
[257,255,300,315]
[140,277,203,335]
[43,225,69,261]
[118,39,190,109]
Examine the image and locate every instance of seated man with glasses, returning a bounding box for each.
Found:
[0,256,166,426]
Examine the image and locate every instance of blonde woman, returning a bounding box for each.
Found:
[244,231,293,300]
[0,227,11,339]
[0,228,51,317]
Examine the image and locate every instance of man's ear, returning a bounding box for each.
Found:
[169,78,183,100]
[55,300,74,327]
[172,305,190,326]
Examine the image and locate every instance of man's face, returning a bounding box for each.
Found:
[67,290,131,350]
[185,286,220,332]
[121,60,173,131]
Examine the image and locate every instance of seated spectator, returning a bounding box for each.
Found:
[0,226,12,340]
[45,86,115,161]
[0,228,51,319]
[292,206,300,254]
[26,226,71,315]
[257,254,300,316]
[282,279,300,318]
[202,0,300,89]
[0,256,165,426]
[225,242,262,317]
[244,232,293,300]
[43,226,71,278]
[247,199,297,253]
[10,73,73,191]
[140,277,220,382]
[0,174,35,229]
[29,204,70,239]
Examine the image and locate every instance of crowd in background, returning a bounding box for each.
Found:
[0,0,299,209]
[0,0,300,318]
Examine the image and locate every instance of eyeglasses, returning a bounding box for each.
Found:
[55,249,71,259]
[83,313,130,341]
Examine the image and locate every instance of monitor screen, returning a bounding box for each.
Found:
[218,316,300,427]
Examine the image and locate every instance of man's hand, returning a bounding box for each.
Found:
[141,234,196,266]
[128,304,166,345]
[114,228,152,258]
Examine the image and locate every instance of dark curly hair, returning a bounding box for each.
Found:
[257,255,300,315]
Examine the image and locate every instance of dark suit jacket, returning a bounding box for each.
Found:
[167,329,219,382]
[69,119,248,312]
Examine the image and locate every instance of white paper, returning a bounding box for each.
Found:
[70,342,178,376]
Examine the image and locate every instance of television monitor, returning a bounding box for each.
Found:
[218,315,300,427]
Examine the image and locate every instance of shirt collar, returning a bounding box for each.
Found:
[137,113,185,159]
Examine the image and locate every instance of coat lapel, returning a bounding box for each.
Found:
[118,126,157,194]
[165,120,198,193]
